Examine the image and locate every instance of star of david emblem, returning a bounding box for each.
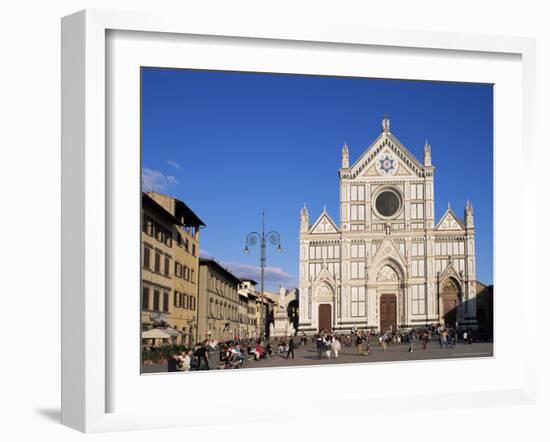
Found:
[378,154,396,175]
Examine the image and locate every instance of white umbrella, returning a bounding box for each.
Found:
[142,328,172,339]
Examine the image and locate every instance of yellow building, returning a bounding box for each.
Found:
[141,192,205,347]
[238,279,259,340]
[237,291,250,339]
[197,258,242,342]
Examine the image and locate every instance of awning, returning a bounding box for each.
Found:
[142,328,172,339]
[163,327,184,337]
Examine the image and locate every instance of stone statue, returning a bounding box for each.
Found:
[271,285,296,338]
[278,285,286,310]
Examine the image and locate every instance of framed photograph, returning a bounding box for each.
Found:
[139,69,492,372]
[61,9,537,432]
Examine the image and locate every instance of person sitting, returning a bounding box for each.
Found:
[255,344,265,360]
[234,346,246,366]
[179,350,192,371]
[220,346,232,368]
[174,351,186,372]
[189,351,199,370]
[167,353,180,372]
[246,345,257,360]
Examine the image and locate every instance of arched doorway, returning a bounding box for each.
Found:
[380,294,397,332]
[318,304,332,332]
[377,264,400,332]
[313,283,334,332]
[441,278,460,327]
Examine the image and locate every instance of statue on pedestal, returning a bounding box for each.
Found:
[271,285,295,337]
[278,285,286,312]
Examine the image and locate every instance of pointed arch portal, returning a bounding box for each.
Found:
[441,277,461,327]
[377,265,399,332]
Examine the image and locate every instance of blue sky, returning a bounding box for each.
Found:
[141,68,493,290]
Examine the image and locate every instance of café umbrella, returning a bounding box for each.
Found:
[142,328,172,340]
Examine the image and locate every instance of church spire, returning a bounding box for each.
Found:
[424,140,432,166]
[382,114,391,133]
[465,199,474,229]
[300,204,309,233]
[341,142,349,169]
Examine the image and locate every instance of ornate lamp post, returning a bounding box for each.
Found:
[243,211,282,343]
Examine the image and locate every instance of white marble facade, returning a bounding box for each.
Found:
[298,116,477,334]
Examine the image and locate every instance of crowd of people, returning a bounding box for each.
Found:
[313,324,475,358]
[314,333,342,359]
[164,325,478,372]
[166,337,299,372]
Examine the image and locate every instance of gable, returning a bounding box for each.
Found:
[440,259,462,282]
[436,210,465,231]
[360,147,419,178]
[314,265,336,285]
[309,212,339,234]
[371,238,406,270]
[350,133,424,179]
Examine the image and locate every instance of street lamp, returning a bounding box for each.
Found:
[243,210,282,344]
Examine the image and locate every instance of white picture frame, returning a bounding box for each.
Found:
[61,9,537,433]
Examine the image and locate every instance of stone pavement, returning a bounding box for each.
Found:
[142,339,493,374]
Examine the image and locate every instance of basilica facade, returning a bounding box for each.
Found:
[298,116,477,334]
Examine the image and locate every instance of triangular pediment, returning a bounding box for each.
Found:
[350,132,424,179]
[371,238,406,269]
[440,260,463,283]
[436,209,465,231]
[314,264,336,285]
[309,210,339,234]
[360,147,419,178]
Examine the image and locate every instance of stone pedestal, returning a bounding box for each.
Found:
[271,307,295,338]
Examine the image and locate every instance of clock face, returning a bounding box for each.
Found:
[376,152,397,176]
[375,189,402,218]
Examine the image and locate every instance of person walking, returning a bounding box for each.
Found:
[332,335,341,359]
[355,333,363,355]
[381,332,388,351]
[324,335,332,359]
[441,330,448,349]
[316,334,324,360]
[194,343,210,370]
[286,336,295,359]
[365,333,371,356]
[463,330,469,345]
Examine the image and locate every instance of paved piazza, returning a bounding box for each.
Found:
[142,340,493,374]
